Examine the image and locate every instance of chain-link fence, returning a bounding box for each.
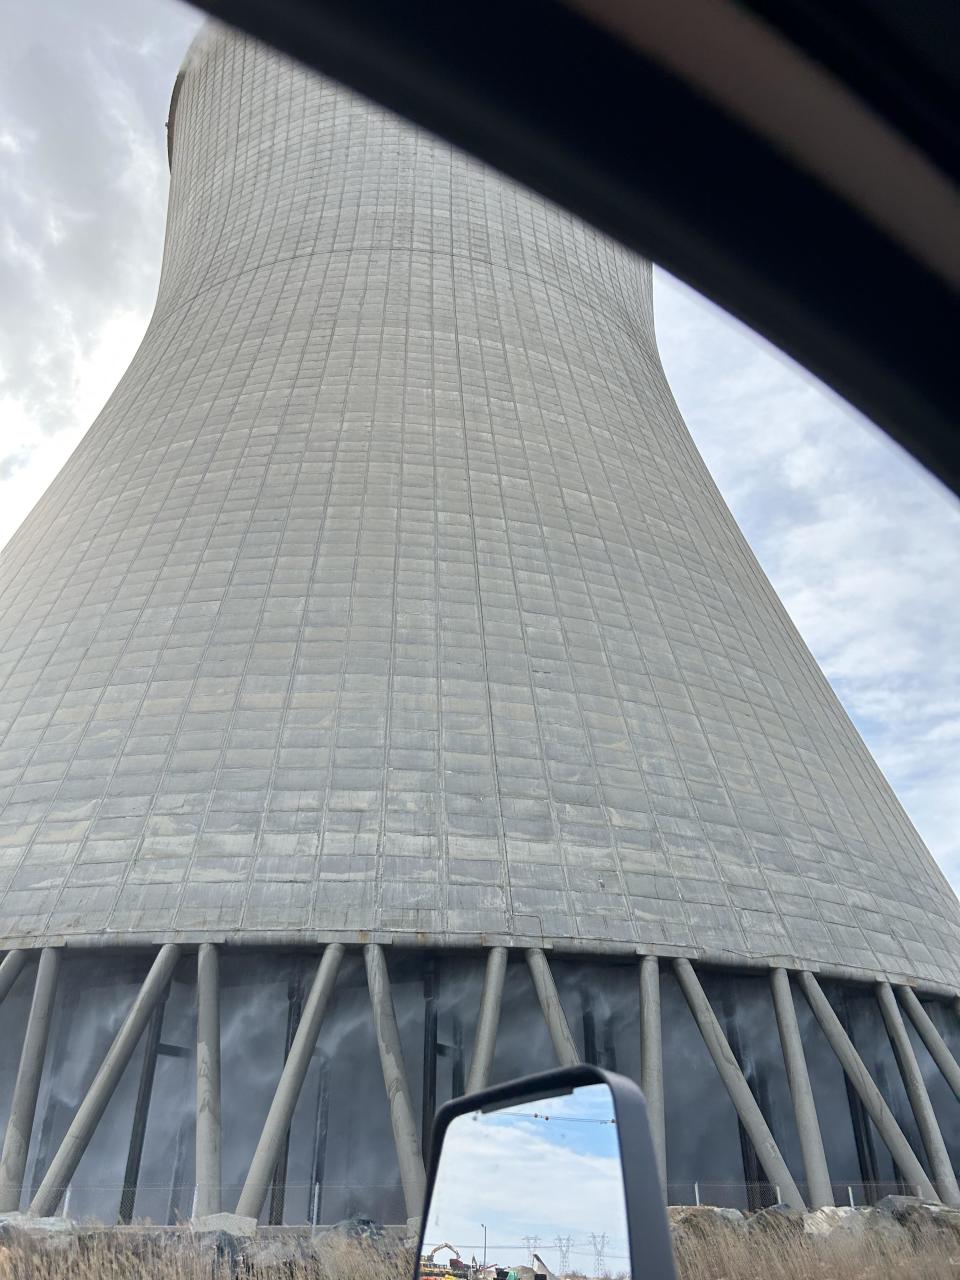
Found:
[21,1176,929,1229]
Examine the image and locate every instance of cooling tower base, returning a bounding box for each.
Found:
[2,942,960,1224]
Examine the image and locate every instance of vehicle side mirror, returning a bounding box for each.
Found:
[415,1066,676,1280]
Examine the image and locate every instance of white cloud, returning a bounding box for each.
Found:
[0,305,147,548]
[0,0,200,549]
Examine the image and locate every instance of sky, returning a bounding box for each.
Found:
[2,0,958,892]
[425,1086,630,1277]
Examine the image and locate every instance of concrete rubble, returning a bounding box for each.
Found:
[667,1195,960,1249]
[0,1209,405,1265]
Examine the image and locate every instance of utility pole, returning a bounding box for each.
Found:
[481,1224,487,1271]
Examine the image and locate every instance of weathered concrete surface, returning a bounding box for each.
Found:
[874,1194,960,1245]
[665,1198,960,1252]
[0,23,955,990]
[189,1212,257,1239]
[744,1204,806,1238]
[803,1205,865,1238]
[0,1213,77,1253]
[667,1205,745,1245]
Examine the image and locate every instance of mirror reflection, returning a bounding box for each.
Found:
[420,1084,631,1280]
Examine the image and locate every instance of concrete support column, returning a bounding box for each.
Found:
[639,956,666,1192]
[236,944,344,1220]
[0,951,27,1006]
[0,948,61,1211]
[29,944,181,1218]
[466,947,507,1094]
[194,943,221,1219]
[770,967,833,1207]
[674,958,805,1210]
[364,944,426,1222]
[797,971,938,1201]
[898,986,960,1104]
[526,948,580,1067]
[877,981,959,1205]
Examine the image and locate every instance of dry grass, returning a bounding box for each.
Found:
[0,1235,412,1280]
[1,1230,959,1280]
[671,1226,960,1279]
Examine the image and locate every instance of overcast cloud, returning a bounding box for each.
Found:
[0,0,200,536]
[2,0,958,893]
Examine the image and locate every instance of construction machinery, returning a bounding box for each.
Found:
[420,1244,468,1280]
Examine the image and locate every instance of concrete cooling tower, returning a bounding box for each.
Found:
[1,22,959,1230]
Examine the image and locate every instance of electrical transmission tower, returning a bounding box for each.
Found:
[589,1233,608,1278]
[554,1236,573,1274]
[522,1236,541,1264]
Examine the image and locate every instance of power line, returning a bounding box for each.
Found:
[496,1112,616,1125]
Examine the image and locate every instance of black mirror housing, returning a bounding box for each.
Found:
[417,1066,676,1280]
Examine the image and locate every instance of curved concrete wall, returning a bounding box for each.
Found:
[0,26,956,985]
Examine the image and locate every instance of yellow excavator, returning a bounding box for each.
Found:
[420,1243,466,1280]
